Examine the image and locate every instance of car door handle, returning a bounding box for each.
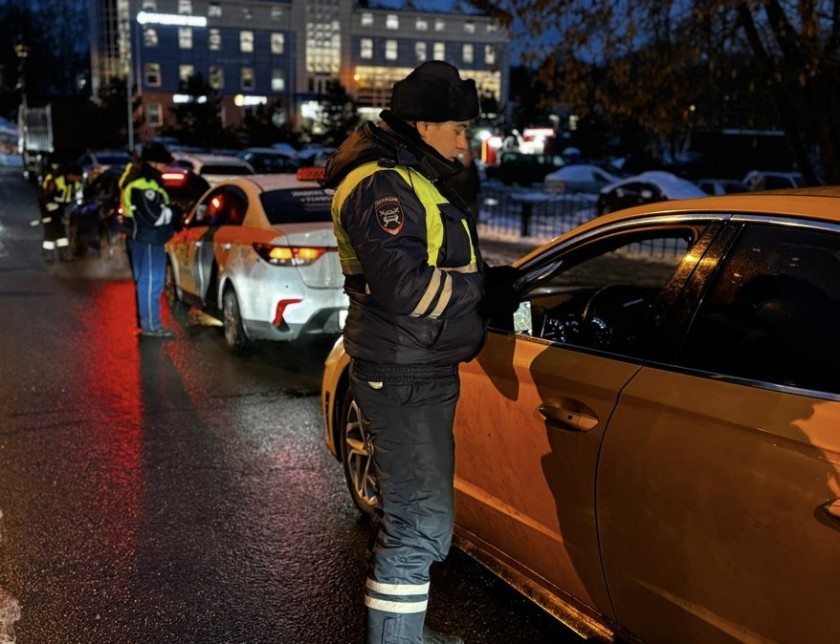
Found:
[221,242,232,250]
[538,399,599,432]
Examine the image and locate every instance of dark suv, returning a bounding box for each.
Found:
[488,151,565,186]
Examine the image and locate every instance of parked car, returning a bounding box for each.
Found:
[77,149,133,184]
[164,171,348,353]
[695,177,750,195]
[159,167,211,216]
[322,187,840,643]
[743,169,804,190]
[597,170,705,215]
[237,147,299,174]
[170,152,255,188]
[543,163,621,194]
[487,151,565,186]
[68,166,123,257]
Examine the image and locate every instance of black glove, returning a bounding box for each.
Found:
[481,264,520,319]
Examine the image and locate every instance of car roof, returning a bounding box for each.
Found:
[518,187,840,265]
[604,170,706,197]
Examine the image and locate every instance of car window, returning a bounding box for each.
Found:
[509,222,714,358]
[192,186,247,226]
[260,187,332,225]
[678,223,840,393]
[201,163,254,176]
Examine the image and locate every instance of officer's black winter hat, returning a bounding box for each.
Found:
[390,61,479,123]
[141,142,174,164]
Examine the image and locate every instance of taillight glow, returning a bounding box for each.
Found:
[162,171,187,185]
[253,242,333,266]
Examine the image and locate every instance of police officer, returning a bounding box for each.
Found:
[38,160,82,262]
[121,142,177,338]
[323,61,492,644]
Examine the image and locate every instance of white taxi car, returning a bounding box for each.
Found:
[165,171,347,353]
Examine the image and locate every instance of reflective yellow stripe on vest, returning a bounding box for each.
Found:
[122,176,169,217]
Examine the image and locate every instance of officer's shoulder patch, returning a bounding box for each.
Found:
[144,188,157,201]
[373,195,404,236]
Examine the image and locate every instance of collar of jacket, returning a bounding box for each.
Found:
[322,111,463,190]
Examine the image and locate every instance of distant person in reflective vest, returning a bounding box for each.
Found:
[37,161,82,262]
[121,142,177,339]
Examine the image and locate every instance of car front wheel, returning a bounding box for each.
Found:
[222,287,249,354]
[339,388,378,516]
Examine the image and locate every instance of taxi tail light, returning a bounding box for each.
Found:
[253,242,333,266]
[161,170,188,186]
[273,298,303,327]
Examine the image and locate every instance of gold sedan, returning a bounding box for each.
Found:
[322,187,840,642]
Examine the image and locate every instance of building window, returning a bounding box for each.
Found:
[463,43,473,64]
[486,22,498,33]
[209,28,221,51]
[209,65,224,89]
[271,70,285,92]
[271,33,285,55]
[271,7,283,20]
[485,44,496,65]
[143,28,158,47]
[361,12,373,27]
[386,14,399,29]
[145,63,161,87]
[385,39,398,60]
[147,103,162,127]
[435,19,445,32]
[141,0,156,9]
[208,2,221,17]
[242,7,253,20]
[416,18,428,31]
[179,27,193,49]
[415,41,427,62]
[178,0,191,14]
[240,31,254,53]
[360,38,373,59]
[464,21,475,33]
[241,67,255,91]
[434,42,445,59]
[179,64,194,83]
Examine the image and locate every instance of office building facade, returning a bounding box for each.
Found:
[88,0,510,142]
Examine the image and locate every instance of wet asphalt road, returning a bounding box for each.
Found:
[0,166,578,644]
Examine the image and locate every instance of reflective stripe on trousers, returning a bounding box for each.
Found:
[349,370,460,644]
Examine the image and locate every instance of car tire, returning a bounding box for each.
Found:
[339,387,378,516]
[164,261,186,313]
[222,287,250,355]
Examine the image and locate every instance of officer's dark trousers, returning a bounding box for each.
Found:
[350,370,460,644]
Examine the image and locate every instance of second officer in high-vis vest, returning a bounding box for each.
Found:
[38,161,83,262]
[323,61,487,644]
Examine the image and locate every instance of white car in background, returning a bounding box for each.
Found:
[170,152,255,188]
[164,172,348,353]
[543,163,621,195]
[597,170,706,215]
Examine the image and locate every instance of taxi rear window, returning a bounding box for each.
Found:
[201,164,254,175]
[260,187,333,224]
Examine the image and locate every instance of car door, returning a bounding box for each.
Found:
[192,186,249,305]
[169,208,207,298]
[455,216,725,623]
[597,217,840,642]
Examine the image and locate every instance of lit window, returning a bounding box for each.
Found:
[415,42,426,62]
[360,38,373,59]
[209,65,224,89]
[271,7,283,20]
[416,18,428,31]
[242,7,253,20]
[209,28,221,51]
[271,70,285,92]
[179,27,193,49]
[434,42,445,59]
[386,14,399,29]
[464,21,475,33]
[141,0,156,10]
[178,0,191,14]
[385,39,398,60]
[208,2,221,17]
[143,28,158,47]
[435,19,445,32]
[271,33,285,55]
[463,43,473,63]
[148,103,162,127]
[145,63,161,87]
[179,64,194,83]
[486,22,498,33]
[241,68,255,91]
[240,31,254,53]
[485,44,495,65]
[361,12,373,27]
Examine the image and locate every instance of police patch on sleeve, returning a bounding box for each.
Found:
[374,196,404,235]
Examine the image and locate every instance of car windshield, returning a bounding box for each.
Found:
[260,187,333,224]
[201,164,254,175]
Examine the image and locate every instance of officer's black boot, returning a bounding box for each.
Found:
[422,624,464,644]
